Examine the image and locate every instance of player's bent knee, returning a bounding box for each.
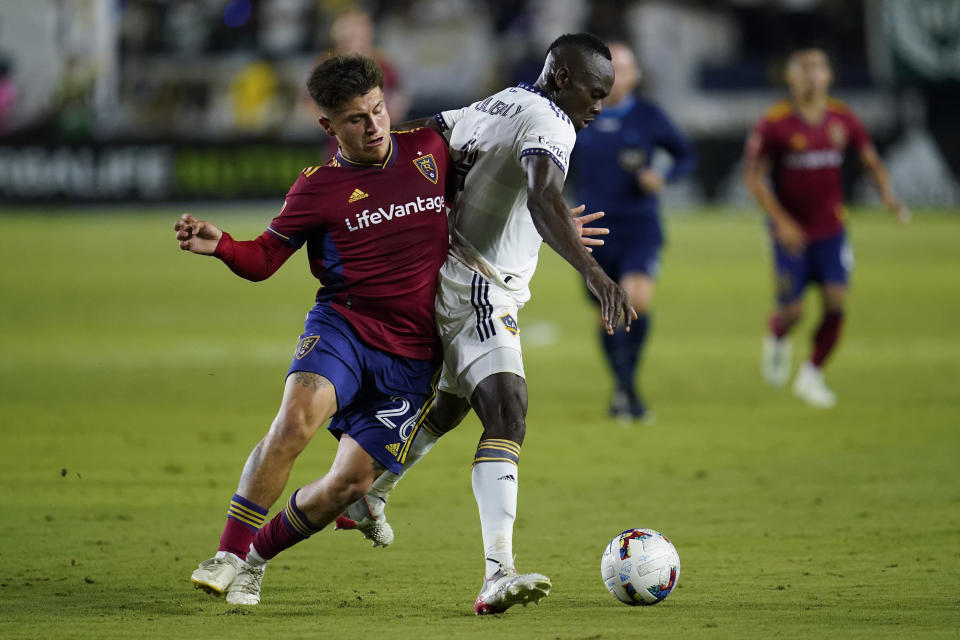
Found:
[626,285,652,313]
[779,302,803,325]
[823,287,847,312]
[472,383,528,436]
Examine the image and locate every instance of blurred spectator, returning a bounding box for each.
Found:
[229,60,284,133]
[1,0,956,206]
[164,1,212,54]
[0,56,16,135]
[260,0,311,55]
[53,55,97,140]
[379,0,497,111]
[527,0,587,53]
[329,8,409,121]
[626,0,738,106]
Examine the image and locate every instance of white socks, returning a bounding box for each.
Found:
[246,545,268,568]
[472,461,518,577]
[368,430,440,501]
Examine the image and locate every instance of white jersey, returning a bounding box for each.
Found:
[436,83,576,304]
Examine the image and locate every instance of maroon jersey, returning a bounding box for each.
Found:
[746,99,873,241]
[214,127,452,360]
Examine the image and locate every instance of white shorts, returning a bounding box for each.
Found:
[435,257,525,398]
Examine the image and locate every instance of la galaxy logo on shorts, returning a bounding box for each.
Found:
[500,313,519,336]
[413,154,438,184]
[295,335,319,360]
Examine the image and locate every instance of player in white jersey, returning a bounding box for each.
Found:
[337,33,634,614]
[434,78,594,395]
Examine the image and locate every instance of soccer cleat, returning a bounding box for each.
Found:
[473,566,551,615]
[334,495,394,547]
[608,391,631,421]
[609,390,650,424]
[225,561,266,605]
[762,335,792,387]
[792,361,836,408]
[191,552,241,596]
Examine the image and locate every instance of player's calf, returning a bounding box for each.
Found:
[295,436,382,528]
[335,422,449,547]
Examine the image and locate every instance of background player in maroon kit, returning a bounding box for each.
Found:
[744,47,909,408]
[174,53,452,605]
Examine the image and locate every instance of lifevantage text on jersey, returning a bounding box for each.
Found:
[344,194,445,232]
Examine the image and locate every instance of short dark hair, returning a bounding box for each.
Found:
[546,33,611,61]
[307,53,383,113]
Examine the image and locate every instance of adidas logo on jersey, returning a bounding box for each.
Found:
[385,442,401,456]
[348,188,369,203]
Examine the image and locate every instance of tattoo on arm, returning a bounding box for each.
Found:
[293,371,332,393]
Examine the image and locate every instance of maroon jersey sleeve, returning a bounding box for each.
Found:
[211,169,328,281]
[746,116,777,161]
[265,170,328,249]
[845,110,873,153]
[213,230,296,282]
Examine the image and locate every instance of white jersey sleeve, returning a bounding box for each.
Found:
[435,107,468,143]
[517,106,575,174]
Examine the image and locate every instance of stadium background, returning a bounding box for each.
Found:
[1,1,957,639]
[1,0,959,205]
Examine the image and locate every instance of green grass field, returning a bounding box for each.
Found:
[1,206,958,639]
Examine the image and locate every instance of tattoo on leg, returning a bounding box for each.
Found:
[293,372,331,393]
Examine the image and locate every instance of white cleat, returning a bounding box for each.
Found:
[473,566,551,615]
[191,552,241,597]
[334,495,394,547]
[792,361,836,408]
[226,561,266,605]
[762,335,792,387]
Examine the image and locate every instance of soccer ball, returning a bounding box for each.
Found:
[600,528,680,606]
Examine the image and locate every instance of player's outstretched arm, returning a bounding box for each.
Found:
[743,156,807,254]
[174,213,222,255]
[860,147,910,224]
[173,213,297,282]
[522,154,635,334]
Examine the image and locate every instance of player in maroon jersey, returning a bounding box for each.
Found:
[744,48,908,407]
[175,53,454,605]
